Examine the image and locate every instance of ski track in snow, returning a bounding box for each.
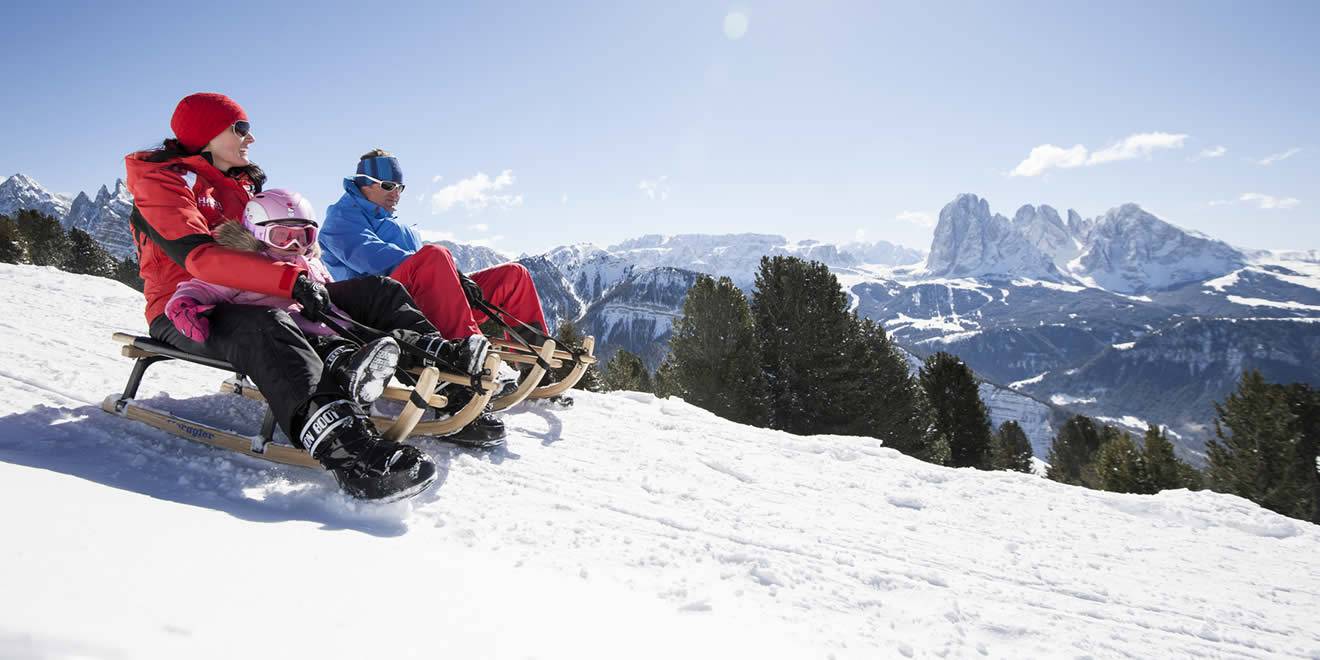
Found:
[1,264,1319,659]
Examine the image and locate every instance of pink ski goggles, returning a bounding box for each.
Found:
[253,221,318,250]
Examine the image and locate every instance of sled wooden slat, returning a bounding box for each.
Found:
[490,339,555,412]
[122,345,153,359]
[409,351,502,437]
[379,383,448,408]
[219,377,449,409]
[382,366,438,443]
[528,336,595,399]
[102,396,319,469]
[490,349,564,370]
[491,337,599,366]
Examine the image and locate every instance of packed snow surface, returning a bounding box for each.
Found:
[1,264,1318,659]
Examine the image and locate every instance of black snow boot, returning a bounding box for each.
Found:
[418,333,490,376]
[324,338,400,406]
[300,399,437,501]
[447,406,506,447]
[433,387,506,448]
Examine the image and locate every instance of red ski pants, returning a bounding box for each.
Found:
[390,244,548,339]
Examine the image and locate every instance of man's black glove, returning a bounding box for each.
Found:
[459,272,485,305]
[291,274,332,321]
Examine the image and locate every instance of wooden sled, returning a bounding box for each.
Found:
[490,335,597,399]
[102,333,498,469]
[219,352,503,439]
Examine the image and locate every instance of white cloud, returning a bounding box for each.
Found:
[417,229,455,243]
[431,170,523,214]
[1010,144,1088,177]
[431,175,444,183]
[1010,132,1188,177]
[465,235,505,248]
[468,223,489,232]
[1240,193,1300,210]
[561,192,569,205]
[853,228,867,241]
[1257,147,1301,166]
[1087,132,1188,165]
[1207,199,1232,207]
[1194,145,1227,160]
[639,176,670,201]
[416,228,505,248]
[896,211,936,228]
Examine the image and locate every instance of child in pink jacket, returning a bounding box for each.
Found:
[165,189,459,406]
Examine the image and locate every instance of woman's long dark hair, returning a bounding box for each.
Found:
[143,137,266,192]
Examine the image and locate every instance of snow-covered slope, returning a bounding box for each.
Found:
[2,263,1318,659]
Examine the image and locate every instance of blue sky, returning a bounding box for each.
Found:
[3,1,1315,256]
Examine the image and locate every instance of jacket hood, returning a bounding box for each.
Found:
[215,221,321,258]
[341,177,392,220]
[125,151,251,220]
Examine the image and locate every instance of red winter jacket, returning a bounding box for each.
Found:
[124,152,306,323]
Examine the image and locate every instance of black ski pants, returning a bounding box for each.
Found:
[148,276,436,447]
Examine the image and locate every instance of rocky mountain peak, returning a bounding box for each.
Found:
[1013,203,1082,265]
[1072,203,1245,293]
[925,194,1064,281]
[0,173,72,220]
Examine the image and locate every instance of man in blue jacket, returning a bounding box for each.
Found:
[321,149,551,443]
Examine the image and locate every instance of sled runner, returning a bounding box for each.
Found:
[101,332,497,468]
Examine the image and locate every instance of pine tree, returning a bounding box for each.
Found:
[1141,424,1195,492]
[652,359,679,398]
[14,210,69,267]
[918,352,993,468]
[113,257,145,292]
[751,256,856,435]
[552,319,602,392]
[1046,415,1106,487]
[0,215,28,264]
[1094,432,1151,493]
[992,420,1034,473]
[667,275,769,426]
[848,319,942,462]
[1208,372,1320,522]
[601,349,652,393]
[64,228,117,277]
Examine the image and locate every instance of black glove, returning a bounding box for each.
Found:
[459,272,485,304]
[291,274,332,321]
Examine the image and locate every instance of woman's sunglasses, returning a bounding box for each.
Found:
[356,174,406,192]
[232,120,252,139]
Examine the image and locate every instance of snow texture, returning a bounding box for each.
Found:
[1,263,1318,659]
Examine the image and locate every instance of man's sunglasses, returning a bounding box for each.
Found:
[232,120,252,139]
[356,174,406,192]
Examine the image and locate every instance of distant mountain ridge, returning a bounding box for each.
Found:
[1,173,135,259]
[924,193,1246,293]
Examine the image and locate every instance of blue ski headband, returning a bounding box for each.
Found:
[355,155,403,185]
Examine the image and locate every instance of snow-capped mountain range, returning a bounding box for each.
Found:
[1,173,136,259]
[6,171,1317,460]
[924,193,1246,293]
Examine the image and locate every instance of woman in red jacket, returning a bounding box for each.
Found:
[125,93,436,501]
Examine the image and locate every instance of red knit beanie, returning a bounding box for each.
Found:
[170,93,248,152]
